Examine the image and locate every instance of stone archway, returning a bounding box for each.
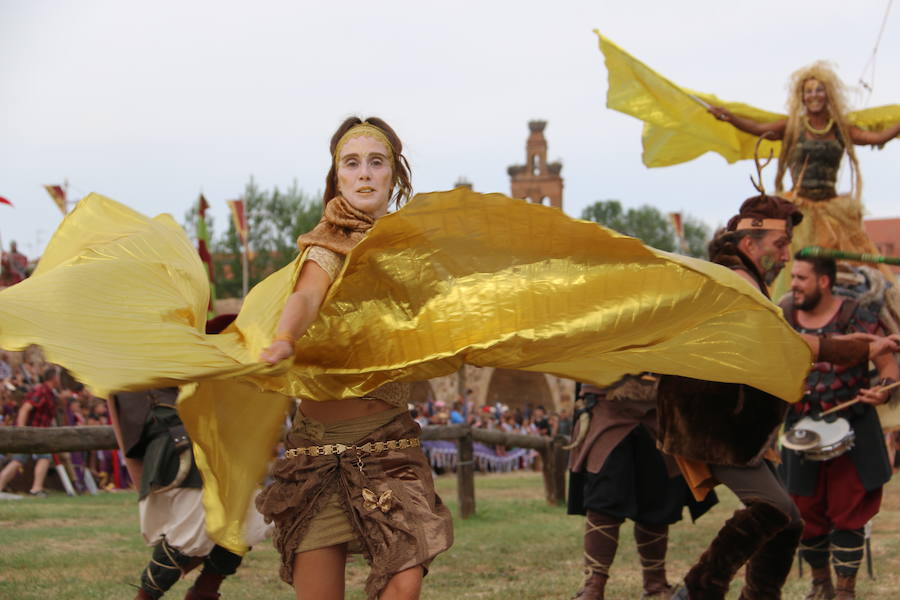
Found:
[484,368,554,411]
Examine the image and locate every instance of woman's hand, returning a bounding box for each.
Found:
[708,106,733,122]
[260,340,294,364]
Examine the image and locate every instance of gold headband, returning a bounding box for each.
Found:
[735,218,787,232]
[334,123,394,166]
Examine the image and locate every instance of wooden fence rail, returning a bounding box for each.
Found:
[0,426,117,454]
[0,425,568,518]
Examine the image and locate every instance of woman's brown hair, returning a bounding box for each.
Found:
[323,116,412,208]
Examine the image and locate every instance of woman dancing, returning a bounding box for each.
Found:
[255,117,452,600]
[0,107,819,597]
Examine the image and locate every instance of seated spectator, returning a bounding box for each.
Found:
[449,401,465,425]
[0,352,12,383]
[532,405,551,437]
[0,366,61,497]
[1,388,22,426]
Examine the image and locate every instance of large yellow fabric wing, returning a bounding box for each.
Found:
[597,30,784,166]
[848,105,900,132]
[0,188,812,551]
[597,32,900,166]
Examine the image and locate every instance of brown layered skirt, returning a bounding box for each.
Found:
[255,407,453,599]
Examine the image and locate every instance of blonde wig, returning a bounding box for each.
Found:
[775,61,862,202]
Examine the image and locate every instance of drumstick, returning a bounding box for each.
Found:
[819,380,900,417]
[819,398,862,417]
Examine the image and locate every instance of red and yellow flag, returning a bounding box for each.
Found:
[0,196,12,207]
[669,212,684,239]
[44,185,67,215]
[227,199,247,247]
[197,194,216,317]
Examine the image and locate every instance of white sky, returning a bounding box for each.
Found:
[2,0,899,257]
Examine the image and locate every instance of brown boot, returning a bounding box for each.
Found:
[574,573,608,600]
[804,567,836,600]
[835,574,856,600]
[184,571,226,600]
[635,522,672,599]
[683,502,790,600]
[573,510,621,600]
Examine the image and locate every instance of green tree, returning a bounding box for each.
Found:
[581,200,627,232]
[214,178,322,298]
[580,200,710,258]
[683,216,712,258]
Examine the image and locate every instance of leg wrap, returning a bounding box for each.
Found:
[574,510,621,599]
[800,534,831,570]
[584,510,621,579]
[684,502,790,600]
[831,529,864,578]
[740,522,802,600]
[634,522,670,596]
[140,537,196,597]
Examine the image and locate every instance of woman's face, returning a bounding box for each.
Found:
[336,135,394,217]
[802,78,828,114]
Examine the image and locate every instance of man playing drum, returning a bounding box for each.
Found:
[779,254,899,600]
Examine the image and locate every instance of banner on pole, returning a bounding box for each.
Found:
[669,212,684,239]
[227,199,248,247]
[197,194,216,317]
[44,185,67,215]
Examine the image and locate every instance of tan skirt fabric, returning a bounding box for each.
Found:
[256,407,453,599]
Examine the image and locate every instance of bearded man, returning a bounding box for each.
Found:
[779,254,898,600]
[667,195,899,600]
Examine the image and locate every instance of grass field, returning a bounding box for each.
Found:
[2,472,900,599]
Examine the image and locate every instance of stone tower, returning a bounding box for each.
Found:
[507,120,563,209]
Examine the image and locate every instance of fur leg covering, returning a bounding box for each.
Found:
[682,503,790,600]
[738,521,802,599]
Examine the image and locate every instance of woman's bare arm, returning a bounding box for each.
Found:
[259,259,333,364]
[849,122,900,146]
[707,106,787,140]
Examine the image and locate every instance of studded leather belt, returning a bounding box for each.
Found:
[283,437,420,458]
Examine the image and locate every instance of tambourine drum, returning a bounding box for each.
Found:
[781,416,855,461]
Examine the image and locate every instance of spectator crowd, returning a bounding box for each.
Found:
[0,347,129,498]
[411,392,573,474]
[3,346,576,498]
